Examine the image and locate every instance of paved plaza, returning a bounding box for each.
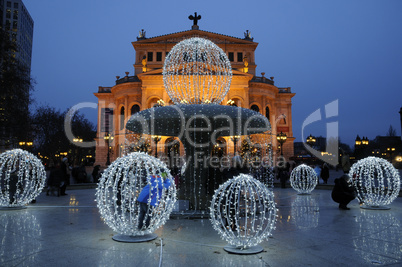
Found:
[1,185,401,267]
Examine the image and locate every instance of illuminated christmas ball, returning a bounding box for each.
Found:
[290,164,318,194]
[163,37,232,105]
[349,156,400,209]
[0,149,46,209]
[95,152,176,242]
[210,174,277,254]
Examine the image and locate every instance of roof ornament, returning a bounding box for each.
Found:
[189,12,201,30]
[137,29,146,40]
[244,30,253,41]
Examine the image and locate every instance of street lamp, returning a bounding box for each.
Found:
[19,141,33,151]
[104,133,114,165]
[152,135,161,158]
[306,134,316,148]
[276,131,287,156]
[355,135,362,146]
[231,135,240,154]
[73,137,83,165]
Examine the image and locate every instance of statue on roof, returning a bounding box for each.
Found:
[137,29,146,40]
[244,30,253,41]
[189,12,201,30]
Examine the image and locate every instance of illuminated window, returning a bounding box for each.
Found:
[120,106,125,130]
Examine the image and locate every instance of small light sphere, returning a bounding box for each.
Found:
[96,152,177,236]
[163,37,232,105]
[349,156,400,207]
[0,149,46,208]
[290,164,318,194]
[209,174,276,249]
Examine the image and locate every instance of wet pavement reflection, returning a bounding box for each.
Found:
[0,188,401,266]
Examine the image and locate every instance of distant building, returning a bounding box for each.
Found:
[0,0,33,151]
[94,19,295,166]
[0,0,33,70]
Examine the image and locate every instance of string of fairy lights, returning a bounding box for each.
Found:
[349,156,400,208]
[0,149,46,208]
[209,173,277,249]
[95,152,176,237]
[289,164,318,194]
[163,37,232,105]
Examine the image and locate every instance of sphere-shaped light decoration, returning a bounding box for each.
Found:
[96,152,176,242]
[210,174,277,254]
[349,156,400,209]
[163,37,232,105]
[0,149,46,209]
[290,164,318,194]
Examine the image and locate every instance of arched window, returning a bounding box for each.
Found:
[251,104,259,113]
[131,104,140,115]
[265,106,270,122]
[120,106,125,130]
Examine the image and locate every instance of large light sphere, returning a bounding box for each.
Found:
[163,37,232,105]
[209,174,277,252]
[349,156,400,208]
[95,152,176,239]
[290,164,318,194]
[0,149,46,208]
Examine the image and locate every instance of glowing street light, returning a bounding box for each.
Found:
[104,133,114,165]
[276,132,287,156]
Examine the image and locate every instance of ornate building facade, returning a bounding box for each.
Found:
[94,24,295,167]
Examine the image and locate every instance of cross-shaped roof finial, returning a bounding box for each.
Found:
[188,12,201,30]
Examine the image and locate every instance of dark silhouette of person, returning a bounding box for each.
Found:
[92,165,100,183]
[47,161,63,197]
[331,173,356,210]
[321,163,330,184]
[60,158,69,195]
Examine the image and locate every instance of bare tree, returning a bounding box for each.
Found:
[386,125,397,137]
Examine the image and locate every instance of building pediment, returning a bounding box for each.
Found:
[133,29,258,48]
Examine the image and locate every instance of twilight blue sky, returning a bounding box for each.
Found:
[24,0,402,147]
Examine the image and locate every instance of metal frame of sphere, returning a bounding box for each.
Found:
[95,152,177,242]
[290,164,318,195]
[209,174,277,254]
[349,156,400,209]
[0,149,46,209]
[163,37,232,105]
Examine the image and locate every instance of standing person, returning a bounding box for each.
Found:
[47,161,63,197]
[92,165,101,183]
[314,164,321,181]
[60,158,69,196]
[321,163,330,184]
[137,169,171,230]
[8,168,19,203]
